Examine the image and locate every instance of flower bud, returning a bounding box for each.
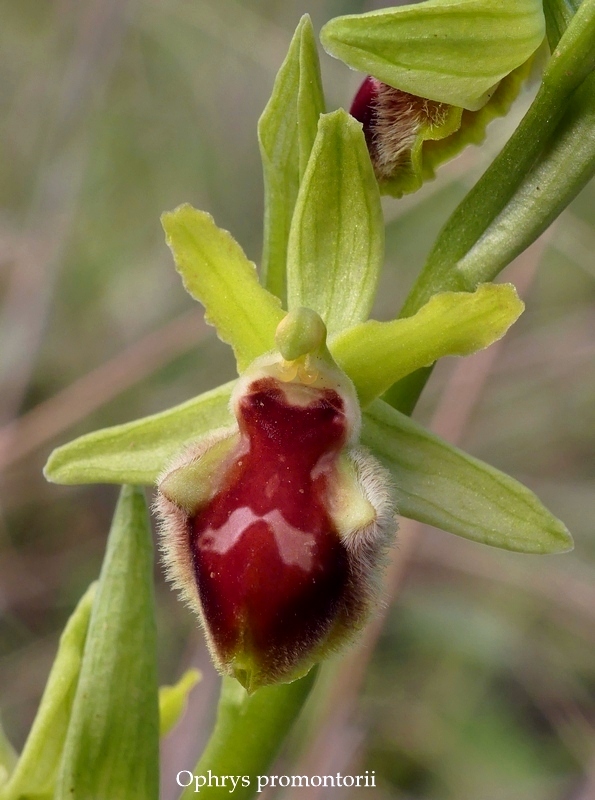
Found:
[156,310,395,692]
[350,61,531,197]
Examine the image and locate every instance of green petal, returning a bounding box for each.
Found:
[55,486,159,800]
[331,283,523,407]
[162,205,284,372]
[159,669,201,738]
[321,0,545,111]
[286,109,384,336]
[363,400,573,554]
[259,14,325,302]
[0,584,95,800]
[43,381,235,485]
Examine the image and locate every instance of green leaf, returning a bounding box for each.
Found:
[320,0,545,111]
[331,284,523,407]
[0,584,95,800]
[159,669,201,738]
[259,14,325,302]
[179,671,317,800]
[55,486,159,800]
[286,109,384,337]
[162,205,284,372]
[44,380,235,485]
[362,400,573,554]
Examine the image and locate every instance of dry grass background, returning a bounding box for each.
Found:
[1,2,594,798]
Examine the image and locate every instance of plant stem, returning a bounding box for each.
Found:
[180,670,317,800]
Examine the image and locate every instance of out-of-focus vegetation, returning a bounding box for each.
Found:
[1,1,594,798]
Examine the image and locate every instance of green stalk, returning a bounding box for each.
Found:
[180,670,317,800]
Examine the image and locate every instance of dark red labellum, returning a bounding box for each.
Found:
[190,378,355,687]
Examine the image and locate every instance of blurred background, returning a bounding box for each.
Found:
[1,1,594,798]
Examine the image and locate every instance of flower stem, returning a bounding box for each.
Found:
[180,670,317,800]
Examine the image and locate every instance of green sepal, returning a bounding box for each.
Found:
[381,61,532,198]
[320,0,545,111]
[159,669,201,738]
[0,584,95,800]
[54,486,159,800]
[286,109,384,336]
[332,283,524,407]
[363,400,573,554]
[180,671,316,800]
[259,14,325,302]
[162,206,284,372]
[43,380,235,485]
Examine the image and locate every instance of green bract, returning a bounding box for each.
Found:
[55,486,159,800]
[159,669,201,738]
[0,585,95,800]
[320,0,546,111]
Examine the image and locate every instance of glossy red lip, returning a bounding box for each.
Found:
[157,349,395,692]
[190,378,352,680]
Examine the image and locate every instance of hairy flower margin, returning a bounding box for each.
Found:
[42,1,575,696]
[156,310,395,692]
